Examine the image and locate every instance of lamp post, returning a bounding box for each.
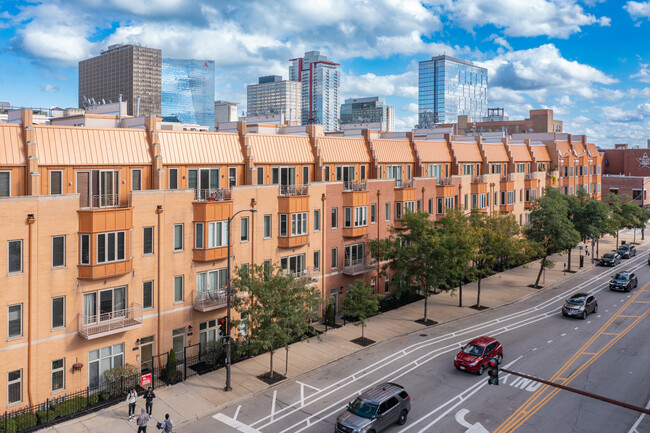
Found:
[224,205,256,392]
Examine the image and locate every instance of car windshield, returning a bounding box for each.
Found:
[462,343,485,357]
[603,253,615,259]
[614,273,629,280]
[618,246,629,250]
[567,297,586,305]
[348,398,378,419]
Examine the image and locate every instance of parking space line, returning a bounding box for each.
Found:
[213,413,262,433]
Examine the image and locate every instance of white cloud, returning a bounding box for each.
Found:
[625,1,650,20]
[630,63,650,83]
[602,106,644,122]
[404,103,419,113]
[432,0,610,39]
[341,70,418,100]
[39,84,60,93]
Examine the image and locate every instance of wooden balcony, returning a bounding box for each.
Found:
[193,198,233,223]
[499,180,515,192]
[395,181,416,202]
[343,226,368,238]
[278,235,309,248]
[499,204,514,212]
[471,179,488,194]
[78,258,133,280]
[193,247,228,262]
[343,257,376,276]
[192,289,227,312]
[77,303,142,340]
[524,201,535,209]
[78,194,133,234]
[436,184,455,198]
[343,190,369,208]
[278,186,309,214]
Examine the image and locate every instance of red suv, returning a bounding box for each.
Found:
[454,336,503,375]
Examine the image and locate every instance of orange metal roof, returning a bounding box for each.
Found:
[160,131,243,165]
[248,134,313,164]
[319,137,370,163]
[483,143,509,162]
[0,124,25,165]
[572,140,586,157]
[372,139,414,163]
[555,140,572,157]
[509,144,533,162]
[530,144,551,162]
[35,125,151,165]
[585,142,599,157]
[451,141,482,162]
[415,140,452,163]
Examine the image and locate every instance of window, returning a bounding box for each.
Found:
[353,206,368,227]
[280,253,306,276]
[191,222,203,249]
[324,166,330,181]
[370,204,376,223]
[472,194,477,209]
[569,166,574,177]
[405,201,415,214]
[491,164,501,175]
[169,168,178,189]
[96,231,126,263]
[174,224,183,251]
[199,319,219,345]
[264,215,272,238]
[385,202,390,221]
[360,165,366,180]
[371,277,376,293]
[88,343,124,389]
[143,227,154,255]
[407,165,412,180]
[314,209,321,232]
[174,275,184,303]
[196,269,227,294]
[344,243,365,267]
[291,213,308,236]
[279,214,288,237]
[331,208,338,229]
[478,193,487,209]
[0,172,9,197]
[207,221,228,248]
[7,370,22,405]
[241,217,249,242]
[331,247,338,269]
[516,163,526,173]
[50,171,62,195]
[302,166,309,184]
[384,274,390,293]
[395,202,403,220]
[313,251,320,272]
[52,235,65,268]
[8,240,22,273]
[376,164,382,179]
[229,167,237,187]
[437,198,444,214]
[344,207,352,228]
[417,200,421,212]
[257,167,264,185]
[80,234,90,265]
[52,297,65,329]
[463,164,474,177]
[633,189,643,200]
[143,281,154,309]
[429,164,441,181]
[131,169,142,191]
[52,359,64,392]
[8,304,22,338]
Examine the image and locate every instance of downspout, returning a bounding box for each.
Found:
[321,193,326,312]
[376,190,381,294]
[27,213,35,406]
[156,205,163,366]
[118,94,123,128]
[251,198,256,265]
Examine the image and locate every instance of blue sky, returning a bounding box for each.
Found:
[2,0,650,147]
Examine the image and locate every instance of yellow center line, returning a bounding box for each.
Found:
[494,282,650,433]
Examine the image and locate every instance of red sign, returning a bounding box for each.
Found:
[140,373,152,387]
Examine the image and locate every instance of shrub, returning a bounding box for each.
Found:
[3,412,38,431]
[100,391,110,401]
[36,410,50,425]
[165,349,177,383]
[103,363,139,384]
[89,394,99,405]
[200,340,224,366]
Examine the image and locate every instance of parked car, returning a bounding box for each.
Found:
[336,383,410,433]
[562,293,598,319]
[609,272,638,292]
[454,336,503,375]
[600,252,621,267]
[616,244,637,259]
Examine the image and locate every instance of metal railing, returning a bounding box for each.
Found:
[77,303,143,339]
[194,188,232,202]
[279,185,309,196]
[343,180,368,191]
[80,193,131,209]
[394,179,413,188]
[192,289,228,310]
[343,257,376,275]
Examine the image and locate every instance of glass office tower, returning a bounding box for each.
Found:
[162,59,215,130]
[418,55,488,127]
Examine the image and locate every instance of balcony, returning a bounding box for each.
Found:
[194,188,232,202]
[193,247,228,262]
[78,194,133,234]
[278,186,309,214]
[343,225,368,238]
[279,185,309,196]
[471,178,488,194]
[77,303,143,340]
[499,203,514,212]
[278,235,309,248]
[394,179,413,189]
[343,180,367,191]
[80,193,131,209]
[343,257,377,276]
[78,258,133,280]
[193,196,233,223]
[524,201,535,209]
[192,289,227,312]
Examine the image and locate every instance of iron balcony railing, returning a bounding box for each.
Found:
[279,185,309,196]
[194,188,232,202]
[77,303,143,339]
[343,257,377,275]
[343,180,368,191]
[80,193,131,209]
[192,289,228,311]
[394,179,413,188]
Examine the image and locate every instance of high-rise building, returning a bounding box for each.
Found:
[340,97,394,132]
[214,101,238,130]
[161,59,215,130]
[418,55,488,127]
[79,44,162,116]
[246,76,301,125]
[289,51,340,131]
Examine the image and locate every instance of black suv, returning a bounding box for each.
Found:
[616,244,637,259]
[609,272,638,292]
[600,253,621,267]
[336,383,410,433]
[562,293,598,319]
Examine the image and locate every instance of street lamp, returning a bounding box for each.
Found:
[224,204,257,392]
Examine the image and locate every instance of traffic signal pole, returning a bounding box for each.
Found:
[499,368,650,416]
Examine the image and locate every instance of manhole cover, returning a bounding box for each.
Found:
[618,348,637,356]
[419,334,428,337]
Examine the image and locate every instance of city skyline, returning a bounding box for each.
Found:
[2,1,650,145]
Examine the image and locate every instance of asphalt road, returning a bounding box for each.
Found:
[187,252,650,433]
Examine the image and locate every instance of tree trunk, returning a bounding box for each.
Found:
[361,323,365,340]
[269,350,274,379]
[459,283,463,307]
[616,230,619,248]
[476,276,481,309]
[634,228,637,244]
[535,256,547,288]
[423,287,428,323]
[567,248,572,272]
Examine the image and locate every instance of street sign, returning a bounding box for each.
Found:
[140,372,152,387]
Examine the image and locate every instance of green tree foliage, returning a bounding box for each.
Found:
[165,349,177,383]
[525,187,580,287]
[232,263,322,378]
[341,279,381,340]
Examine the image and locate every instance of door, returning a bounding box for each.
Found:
[83,292,97,325]
[77,171,90,207]
[172,328,185,362]
[280,167,296,186]
[140,336,154,373]
[377,397,399,430]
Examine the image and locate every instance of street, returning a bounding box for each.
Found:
[187,251,650,433]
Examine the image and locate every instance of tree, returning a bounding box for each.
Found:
[569,189,612,259]
[607,193,633,248]
[341,279,381,342]
[232,263,322,379]
[525,187,580,288]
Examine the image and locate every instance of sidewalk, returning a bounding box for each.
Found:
[46,228,649,432]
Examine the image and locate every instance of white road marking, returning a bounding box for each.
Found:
[234,405,241,421]
[547,340,553,344]
[271,390,277,422]
[455,408,488,433]
[627,397,650,433]
[574,327,579,330]
[213,413,261,433]
[296,381,321,392]
[605,310,609,313]
[532,348,537,351]
[561,333,566,336]
[597,315,601,318]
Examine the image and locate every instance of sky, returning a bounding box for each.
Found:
[2,0,650,147]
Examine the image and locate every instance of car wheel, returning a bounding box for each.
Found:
[496,354,503,364]
[397,410,408,425]
[594,304,598,314]
[477,365,485,375]
[581,311,586,320]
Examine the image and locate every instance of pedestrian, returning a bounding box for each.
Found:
[136,408,150,433]
[157,413,173,432]
[143,386,156,415]
[126,387,137,421]
[585,244,589,256]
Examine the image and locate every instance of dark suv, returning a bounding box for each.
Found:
[616,244,637,259]
[562,293,598,319]
[336,383,410,433]
[609,272,638,292]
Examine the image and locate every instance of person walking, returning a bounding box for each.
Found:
[136,408,150,433]
[157,413,173,432]
[143,387,156,415]
[126,388,137,421]
[585,244,589,256]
